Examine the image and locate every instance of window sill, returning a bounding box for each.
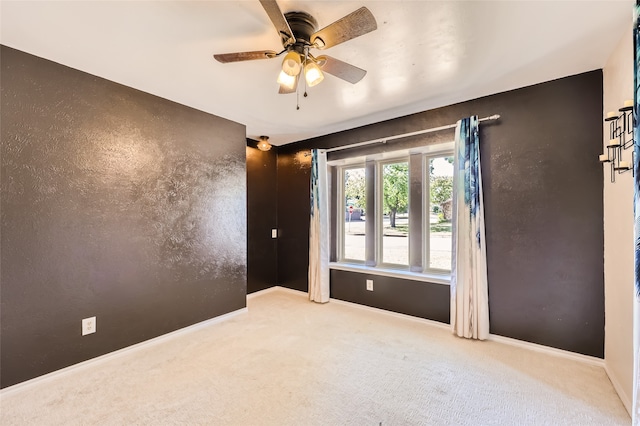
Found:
[329,262,451,285]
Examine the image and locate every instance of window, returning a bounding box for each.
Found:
[333,144,454,278]
[342,166,366,262]
[381,161,409,266]
[427,155,454,272]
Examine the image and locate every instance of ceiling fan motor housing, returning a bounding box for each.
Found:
[283,11,319,51]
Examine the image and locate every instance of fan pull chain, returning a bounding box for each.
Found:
[297,71,309,110]
[297,46,311,109]
[303,65,308,99]
[304,49,308,99]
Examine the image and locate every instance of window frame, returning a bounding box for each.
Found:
[337,163,367,264]
[330,142,454,283]
[422,153,455,275]
[377,157,411,269]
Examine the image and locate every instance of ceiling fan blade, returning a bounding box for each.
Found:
[278,74,299,94]
[317,56,366,84]
[311,7,377,50]
[259,0,294,45]
[213,50,277,63]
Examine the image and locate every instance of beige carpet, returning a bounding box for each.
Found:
[0,288,630,425]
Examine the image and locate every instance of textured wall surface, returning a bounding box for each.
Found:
[277,71,605,357]
[330,270,449,323]
[1,46,247,388]
[246,140,278,293]
[276,150,313,292]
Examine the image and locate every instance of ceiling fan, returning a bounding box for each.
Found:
[213,0,377,94]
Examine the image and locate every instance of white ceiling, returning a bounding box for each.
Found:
[0,1,633,145]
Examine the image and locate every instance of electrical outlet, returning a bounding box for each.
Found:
[271,228,278,239]
[82,316,96,336]
[366,279,373,291]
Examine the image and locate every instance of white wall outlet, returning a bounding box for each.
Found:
[271,228,278,239]
[82,316,96,336]
[366,279,373,291]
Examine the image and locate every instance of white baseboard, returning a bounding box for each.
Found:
[5,286,618,406]
[328,295,451,331]
[246,286,282,299]
[5,287,613,399]
[330,294,606,368]
[247,285,308,300]
[271,286,309,298]
[604,364,632,416]
[0,307,247,397]
[259,287,606,368]
[487,333,604,367]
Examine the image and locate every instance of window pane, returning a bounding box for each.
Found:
[429,156,453,271]
[382,162,409,265]
[343,167,366,261]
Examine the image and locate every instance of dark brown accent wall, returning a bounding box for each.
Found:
[246,140,278,293]
[330,270,449,323]
[1,46,248,388]
[276,150,313,290]
[277,70,605,358]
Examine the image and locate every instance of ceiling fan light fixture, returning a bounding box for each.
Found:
[277,70,297,89]
[281,51,302,76]
[304,61,324,87]
[257,136,272,151]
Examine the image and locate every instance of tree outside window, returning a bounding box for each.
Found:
[382,162,409,265]
[336,149,453,274]
[382,163,408,228]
